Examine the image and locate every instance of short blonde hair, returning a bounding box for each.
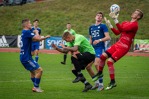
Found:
[136,9,143,20]
[62,31,71,40]
[22,19,30,27]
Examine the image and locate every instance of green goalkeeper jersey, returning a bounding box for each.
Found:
[67,34,95,54]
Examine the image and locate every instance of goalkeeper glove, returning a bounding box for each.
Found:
[104,17,113,28]
[109,12,119,24]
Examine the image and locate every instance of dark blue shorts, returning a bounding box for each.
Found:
[21,59,40,71]
[94,47,105,58]
[32,42,40,51]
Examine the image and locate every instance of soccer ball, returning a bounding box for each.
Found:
[110,4,120,14]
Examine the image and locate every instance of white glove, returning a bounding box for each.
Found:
[104,17,113,28]
[109,12,119,24]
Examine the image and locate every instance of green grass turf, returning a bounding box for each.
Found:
[0,52,149,99]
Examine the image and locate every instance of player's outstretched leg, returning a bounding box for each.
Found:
[106,61,116,90]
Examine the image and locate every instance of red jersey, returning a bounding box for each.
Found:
[111,21,138,49]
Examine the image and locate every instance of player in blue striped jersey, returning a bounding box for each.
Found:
[20,19,50,92]
[31,19,41,62]
[89,12,111,91]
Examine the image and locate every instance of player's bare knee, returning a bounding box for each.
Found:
[39,67,43,72]
[36,67,43,73]
[107,58,115,63]
[100,54,107,60]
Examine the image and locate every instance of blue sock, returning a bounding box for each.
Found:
[34,78,41,88]
[31,77,35,83]
[99,78,103,83]
[35,56,39,62]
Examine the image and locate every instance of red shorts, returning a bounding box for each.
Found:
[106,43,129,61]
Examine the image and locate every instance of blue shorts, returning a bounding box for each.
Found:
[21,59,40,71]
[94,47,105,58]
[32,42,40,51]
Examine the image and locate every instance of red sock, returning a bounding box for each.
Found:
[98,55,107,71]
[107,61,115,80]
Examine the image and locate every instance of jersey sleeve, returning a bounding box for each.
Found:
[89,26,92,36]
[38,28,41,35]
[26,30,35,38]
[102,24,108,33]
[111,28,121,35]
[116,21,138,33]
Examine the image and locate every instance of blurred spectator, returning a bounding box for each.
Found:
[134,43,140,50]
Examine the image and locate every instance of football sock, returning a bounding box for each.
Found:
[111,79,115,84]
[99,77,103,83]
[72,70,78,77]
[35,56,39,62]
[78,72,83,77]
[63,54,67,63]
[31,77,35,83]
[72,70,84,83]
[80,76,88,85]
[107,61,115,80]
[34,78,41,88]
[99,55,107,71]
[84,81,90,86]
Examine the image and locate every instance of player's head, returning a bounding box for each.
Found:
[33,19,39,27]
[22,19,32,29]
[95,11,104,22]
[66,23,71,30]
[131,9,143,21]
[62,31,74,42]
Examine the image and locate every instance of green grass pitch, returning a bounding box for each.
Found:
[0,52,149,99]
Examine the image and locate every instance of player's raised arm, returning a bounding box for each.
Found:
[33,30,50,41]
[104,17,120,35]
[104,17,113,28]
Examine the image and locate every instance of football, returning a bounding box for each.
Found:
[110,4,120,14]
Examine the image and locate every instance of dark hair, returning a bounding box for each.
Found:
[33,19,39,22]
[136,9,143,20]
[96,11,104,18]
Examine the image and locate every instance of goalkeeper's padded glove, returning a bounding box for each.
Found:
[104,17,113,28]
[109,12,119,24]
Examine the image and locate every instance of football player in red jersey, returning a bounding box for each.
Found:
[92,9,143,90]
